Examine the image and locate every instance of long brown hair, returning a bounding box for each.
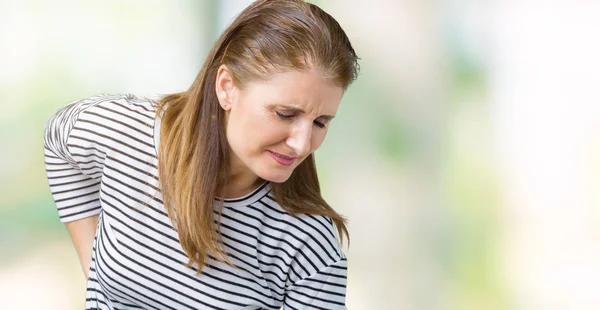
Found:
[156,0,359,272]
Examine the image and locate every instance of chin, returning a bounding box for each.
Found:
[256,170,293,184]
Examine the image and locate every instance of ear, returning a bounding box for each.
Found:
[215,64,235,111]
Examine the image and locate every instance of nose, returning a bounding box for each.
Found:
[286,122,312,157]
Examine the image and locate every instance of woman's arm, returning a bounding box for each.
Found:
[44,95,118,278]
[283,258,348,309]
[65,214,99,279]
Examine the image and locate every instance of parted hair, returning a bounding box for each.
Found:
[156,0,359,272]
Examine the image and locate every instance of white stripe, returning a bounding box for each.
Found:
[44,94,347,309]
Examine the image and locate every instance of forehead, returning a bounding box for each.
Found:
[241,69,344,114]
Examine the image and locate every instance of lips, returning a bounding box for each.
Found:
[268,151,296,166]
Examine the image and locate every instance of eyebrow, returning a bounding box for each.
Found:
[277,104,336,120]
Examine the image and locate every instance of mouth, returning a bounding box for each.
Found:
[268,151,297,166]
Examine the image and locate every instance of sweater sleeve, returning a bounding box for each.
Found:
[43,95,113,222]
[283,258,348,309]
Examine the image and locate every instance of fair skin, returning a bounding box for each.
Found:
[67,66,344,280]
[215,65,344,198]
[65,214,98,280]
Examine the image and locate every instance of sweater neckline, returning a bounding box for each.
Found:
[216,181,272,207]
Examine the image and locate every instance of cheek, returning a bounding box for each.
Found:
[227,111,254,153]
[230,109,284,152]
[311,131,328,151]
[255,121,288,148]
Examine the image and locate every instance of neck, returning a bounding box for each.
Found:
[220,176,264,199]
[220,155,264,199]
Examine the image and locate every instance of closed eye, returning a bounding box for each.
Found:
[276,111,327,129]
[313,120,326,128]
[276,111,294,119]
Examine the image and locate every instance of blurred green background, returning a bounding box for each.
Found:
[2,0,599,309]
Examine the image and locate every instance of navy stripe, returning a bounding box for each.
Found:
[44,94,347,309]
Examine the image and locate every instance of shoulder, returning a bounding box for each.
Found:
[73,93,158,142]
[64,94,159,159]
[79,93,157,124]
[258,194,345,267]
[51,93,157,129]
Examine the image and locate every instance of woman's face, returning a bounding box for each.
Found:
[216,66,343,184]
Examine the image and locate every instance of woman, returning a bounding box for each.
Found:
[43,0,359,309]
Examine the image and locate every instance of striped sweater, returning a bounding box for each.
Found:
[43,94,347,310]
